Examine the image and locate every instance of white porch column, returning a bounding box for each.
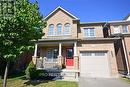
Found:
[58,43,62,68]
[59,43,62,56]
[74,42,77,56]
[34,43,38,57]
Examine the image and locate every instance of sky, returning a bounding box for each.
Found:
[30,0,130,22]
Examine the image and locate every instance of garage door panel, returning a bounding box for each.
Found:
[80,51,110,78]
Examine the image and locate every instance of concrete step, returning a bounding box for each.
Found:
[61,69,79,81]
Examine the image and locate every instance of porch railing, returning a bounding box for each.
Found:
[36,57,59,69]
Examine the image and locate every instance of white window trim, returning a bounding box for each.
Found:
[64,23,71,35]
[83,28,95,38]
[46,48,58,63]
[47,23,72,36]
[56,23,62,36]
[122,25,129,33]
[48,24,55,36]
[113,25,121,34]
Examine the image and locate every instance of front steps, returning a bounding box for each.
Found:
[60,69,79,81]
[37,68,79,81]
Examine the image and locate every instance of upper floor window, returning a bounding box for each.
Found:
[48,24,54,36]
[113,26,120,34]
[84,28,95,37]
[64,23,71,35]
[57,23,62,35]
[122,25,129,33]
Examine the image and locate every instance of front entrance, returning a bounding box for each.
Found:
[66,48,74,66]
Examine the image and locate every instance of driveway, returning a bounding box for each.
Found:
[79,77,130,87]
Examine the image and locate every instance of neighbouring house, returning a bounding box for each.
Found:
[32,6,130,80]
[108,16,130,75]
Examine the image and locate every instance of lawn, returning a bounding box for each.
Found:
[121,77,130,84]
[0,76,78,87]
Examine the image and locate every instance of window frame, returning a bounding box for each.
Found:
[64,23,71,35]
[48,24,55,36]
[47,48,58,62]
[56,23,62,36]
[113,25,121,34]
[83,28,95,37]
[122,25,129,33]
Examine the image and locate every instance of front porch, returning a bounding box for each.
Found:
[32,40,79,70]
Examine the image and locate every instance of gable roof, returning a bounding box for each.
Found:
[44,6,79,20]
[124,14,130,20]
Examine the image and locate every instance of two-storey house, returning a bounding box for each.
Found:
[32,6,120,80]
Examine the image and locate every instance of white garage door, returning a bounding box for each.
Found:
[80,51,110,78]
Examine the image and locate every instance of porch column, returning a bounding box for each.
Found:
[74,42,78,70]
[59,43,62,56]
[74,42,77,56]
[32,43,38,64]
[34,43,38,57]
[58,43,62,69]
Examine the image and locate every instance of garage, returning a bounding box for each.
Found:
[80,51,111,78]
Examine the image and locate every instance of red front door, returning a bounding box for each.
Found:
[66,48,74,66]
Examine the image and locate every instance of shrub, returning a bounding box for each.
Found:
[25,61,55,80]
[25,61,36,79]
[25,61,50,80]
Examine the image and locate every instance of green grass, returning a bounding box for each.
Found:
[121,77,130,84]
[0,76,78,87]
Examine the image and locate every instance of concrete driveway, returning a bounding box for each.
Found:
[79,77,130,87]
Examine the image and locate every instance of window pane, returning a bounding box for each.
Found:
[90,29,94,36]
[84,29,88,37]
[82,52,92,56]
[64,23,71,35]
[114,26,120,33]
[57,24,62,35]
[53,49,58,59]
[47,49,53,59]
[84,28,95,37]
[48,24,54,36]
[122,25,129,33]
[95,52,105,56]
[47,48,58,60]
[67,49,73,58]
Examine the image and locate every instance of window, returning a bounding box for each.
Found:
[47,48,58,62]
[81,52,106,56]
[81,52,92,56]
[64,23,71,35]
[95,52,105,56]
[114,26,120,34]
[122,25,129,33]
[66,48,73,58]
[48,24,54,36]
[57,23,62,35]
[84,28,95,37]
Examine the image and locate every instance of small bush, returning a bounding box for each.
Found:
[25,61,36,79]
[25,61,51,80]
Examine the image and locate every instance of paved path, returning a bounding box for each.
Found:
[79,78,130,87]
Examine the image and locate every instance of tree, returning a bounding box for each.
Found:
[0,0,46,87]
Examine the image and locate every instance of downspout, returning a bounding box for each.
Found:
[122,37,130,75]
